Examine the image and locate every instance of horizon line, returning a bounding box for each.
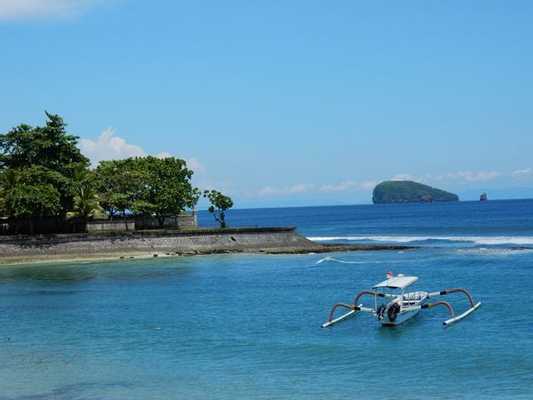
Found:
[197,197,533,212]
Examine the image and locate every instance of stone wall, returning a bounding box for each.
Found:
[0,227,313,259]
[135,213,197,230]
[87,220,136,233]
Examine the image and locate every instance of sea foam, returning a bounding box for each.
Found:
[315,256,375,265]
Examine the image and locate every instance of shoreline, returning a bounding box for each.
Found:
[0,227,414,266]
[0,244,414,267]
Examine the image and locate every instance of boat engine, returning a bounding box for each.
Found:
[387,303,401,322]
[376,304,386,320]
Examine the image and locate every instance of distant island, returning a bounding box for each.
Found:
[372,180,459,204]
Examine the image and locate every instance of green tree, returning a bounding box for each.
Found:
[72,170,100,220]
[94,158,144,217]
[188,187,201,210]
[95,156,199,227]
[0,112,90,222]
[132,156,197,227]
[0,167,63,234]
[203,190,233,228]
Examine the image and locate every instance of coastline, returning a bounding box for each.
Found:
[0,227,413,266]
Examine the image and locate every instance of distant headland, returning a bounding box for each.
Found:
[372,180,459,204]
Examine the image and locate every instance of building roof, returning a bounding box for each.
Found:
[373,275,418,289]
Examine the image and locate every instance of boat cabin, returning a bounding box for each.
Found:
[373,275,418,290]
[371,275,424,310]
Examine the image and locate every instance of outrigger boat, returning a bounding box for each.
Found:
[322,273,481,328]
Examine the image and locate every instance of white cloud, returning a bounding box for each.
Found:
[254,169,510,199]
[256,186,277,196]
[512,168,533,178]
[256,179,378,197]
[359,180,378,190]
[319,181,357,193]
[80,128,145,165]
[156,152,172,159]
[391,173,417,181]
[257,183,315,197]
[319,180,377,193]
[186,157,206,174]
[444,171,501,183]
[289,183,314,193]
[389,170,502,185]
[251,167,533,200]
[80,128,205,174]
[0,0,99,20]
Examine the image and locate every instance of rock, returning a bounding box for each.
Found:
[372,180,459,204]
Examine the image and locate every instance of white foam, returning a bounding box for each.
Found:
[307,235,533,246]
[314,256,400,265]
[457,247,533,256]
[315,256,369,265]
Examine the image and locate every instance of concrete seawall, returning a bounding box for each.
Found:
[0,227,412,265]
[0,227,309,263]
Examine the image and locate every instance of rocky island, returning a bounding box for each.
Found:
[372,180,459,204]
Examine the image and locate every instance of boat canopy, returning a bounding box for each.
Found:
[373,276,418,289]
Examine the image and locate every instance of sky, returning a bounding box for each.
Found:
[1,1,533,208]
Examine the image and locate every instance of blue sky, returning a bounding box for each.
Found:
[1,1,533,208]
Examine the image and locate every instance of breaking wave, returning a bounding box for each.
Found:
[456,247,533,256]
[315,256,376,265]
[314,256,415,265]
[307,235,533,246]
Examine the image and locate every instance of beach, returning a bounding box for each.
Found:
[0,226,412,266]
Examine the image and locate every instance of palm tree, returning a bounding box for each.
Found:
[72,170,100,220]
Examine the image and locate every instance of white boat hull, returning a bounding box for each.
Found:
[380,307,420,326]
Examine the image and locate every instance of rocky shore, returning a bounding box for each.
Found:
[0,227,413,266]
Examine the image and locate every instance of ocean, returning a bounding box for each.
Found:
[1,199,533,399]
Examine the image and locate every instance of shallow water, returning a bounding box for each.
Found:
[1,200,533,399]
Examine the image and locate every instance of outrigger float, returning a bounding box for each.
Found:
[322,273,481,328]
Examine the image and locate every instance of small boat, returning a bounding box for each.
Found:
[322,273,481,328]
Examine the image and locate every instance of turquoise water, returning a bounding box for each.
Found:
[2,200,533,399]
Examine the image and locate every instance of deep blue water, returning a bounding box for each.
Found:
[200,198,533,242]
[1,200,533,399]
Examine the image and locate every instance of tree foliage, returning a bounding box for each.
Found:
[94,158,145,217]
[0,167,63,219]
[132,156,196,225]
[0,112,230,233]
[0,112,89,220]
[72,169,100,219]
[203,190,233,228]
[95,156,199,226]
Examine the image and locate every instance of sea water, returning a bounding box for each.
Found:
[1,200,533,399]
